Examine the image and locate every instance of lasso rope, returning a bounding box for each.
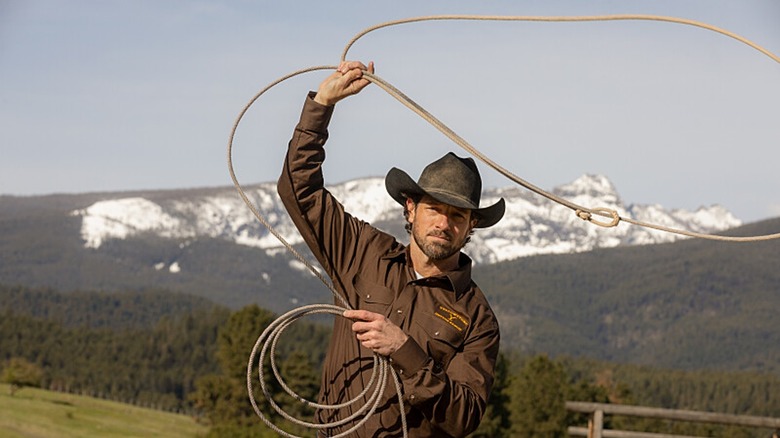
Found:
[246,304,406,437]
[341,14,780,241]
[230,14,780,438]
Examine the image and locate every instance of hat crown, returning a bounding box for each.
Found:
[417,153,482,209]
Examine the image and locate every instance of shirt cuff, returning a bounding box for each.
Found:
[389,337,429,376]
[296,91,334,133]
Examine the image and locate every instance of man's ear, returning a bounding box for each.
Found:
[405,197,416,222]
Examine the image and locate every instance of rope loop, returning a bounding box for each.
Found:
[247,304,407,438]
[576,207,621,228]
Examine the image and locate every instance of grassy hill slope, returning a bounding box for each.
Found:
[0,383,207,438]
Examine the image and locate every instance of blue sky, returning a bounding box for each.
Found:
[1,0,779,222]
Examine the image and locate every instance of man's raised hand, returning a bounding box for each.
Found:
[314,60,375,106]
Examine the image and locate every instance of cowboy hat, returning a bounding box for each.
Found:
[385,152,505,228]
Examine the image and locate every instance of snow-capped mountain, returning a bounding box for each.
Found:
[71,174,741,265]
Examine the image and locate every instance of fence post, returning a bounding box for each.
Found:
[590,409,603,438]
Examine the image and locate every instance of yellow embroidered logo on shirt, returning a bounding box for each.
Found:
[434,306,469,332]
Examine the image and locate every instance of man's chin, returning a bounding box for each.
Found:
[423,243,457,260]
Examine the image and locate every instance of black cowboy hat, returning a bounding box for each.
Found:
[385,152,505,228]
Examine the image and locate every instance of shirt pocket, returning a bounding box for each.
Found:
[352,273,395,315]
[414,311,466,370]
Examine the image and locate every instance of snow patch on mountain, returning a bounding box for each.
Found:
[72,197,190,248]
[71,175,742,265]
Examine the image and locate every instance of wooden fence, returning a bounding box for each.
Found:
[566,401,780,438]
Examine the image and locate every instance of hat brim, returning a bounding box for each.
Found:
[385,167,505,228]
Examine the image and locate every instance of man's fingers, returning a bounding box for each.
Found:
[344,310,384,337]
[341,69,362,85]
[339,60,369,73]
[351,320,370,333]
[343,309,378,321]
[356,331,376,342]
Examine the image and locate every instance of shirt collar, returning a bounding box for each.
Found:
[383,246,474,298]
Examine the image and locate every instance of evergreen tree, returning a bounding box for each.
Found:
[192,304,326,436]
[216,304,276,381]
[473,352,512,437]
[274,351,320,420]
[192,305,275,428]
[509,354,569,437]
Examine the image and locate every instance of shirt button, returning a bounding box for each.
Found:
[434,331,440,337]
[366,294,371,299]
[409,394,415,401]
[396,309,403,314]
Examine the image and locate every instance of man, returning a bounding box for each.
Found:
[277,60,504,437]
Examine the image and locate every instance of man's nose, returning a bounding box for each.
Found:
[434,212,452,230]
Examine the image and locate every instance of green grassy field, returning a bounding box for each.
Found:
[0,384,208,438]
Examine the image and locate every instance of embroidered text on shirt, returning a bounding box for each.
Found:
[434,306,469,332]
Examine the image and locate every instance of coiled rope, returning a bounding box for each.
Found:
[229,14,780,438]
[246,304,406,437]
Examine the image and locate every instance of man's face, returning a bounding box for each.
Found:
[407,195,476,261]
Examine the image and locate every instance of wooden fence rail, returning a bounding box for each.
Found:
[566,401,780,438]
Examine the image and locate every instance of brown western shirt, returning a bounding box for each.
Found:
[277,93,500,437]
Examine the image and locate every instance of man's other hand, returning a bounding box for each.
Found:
[343,308,408,356]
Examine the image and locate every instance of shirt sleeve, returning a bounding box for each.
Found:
[276,92,366,306]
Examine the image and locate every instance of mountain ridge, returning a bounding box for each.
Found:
[68,173,741,265]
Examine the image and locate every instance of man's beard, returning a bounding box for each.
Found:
[412,226,465,261]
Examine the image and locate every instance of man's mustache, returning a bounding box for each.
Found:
[427,230,452,241]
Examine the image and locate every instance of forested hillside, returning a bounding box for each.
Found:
[476,216,780,375]
[2,199,779,375]
[1,285,218,329]
[0,285,330,414]
[2,285,779,437]
[1,288,228,411]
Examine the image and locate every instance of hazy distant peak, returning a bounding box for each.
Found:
[553,174,623,205]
